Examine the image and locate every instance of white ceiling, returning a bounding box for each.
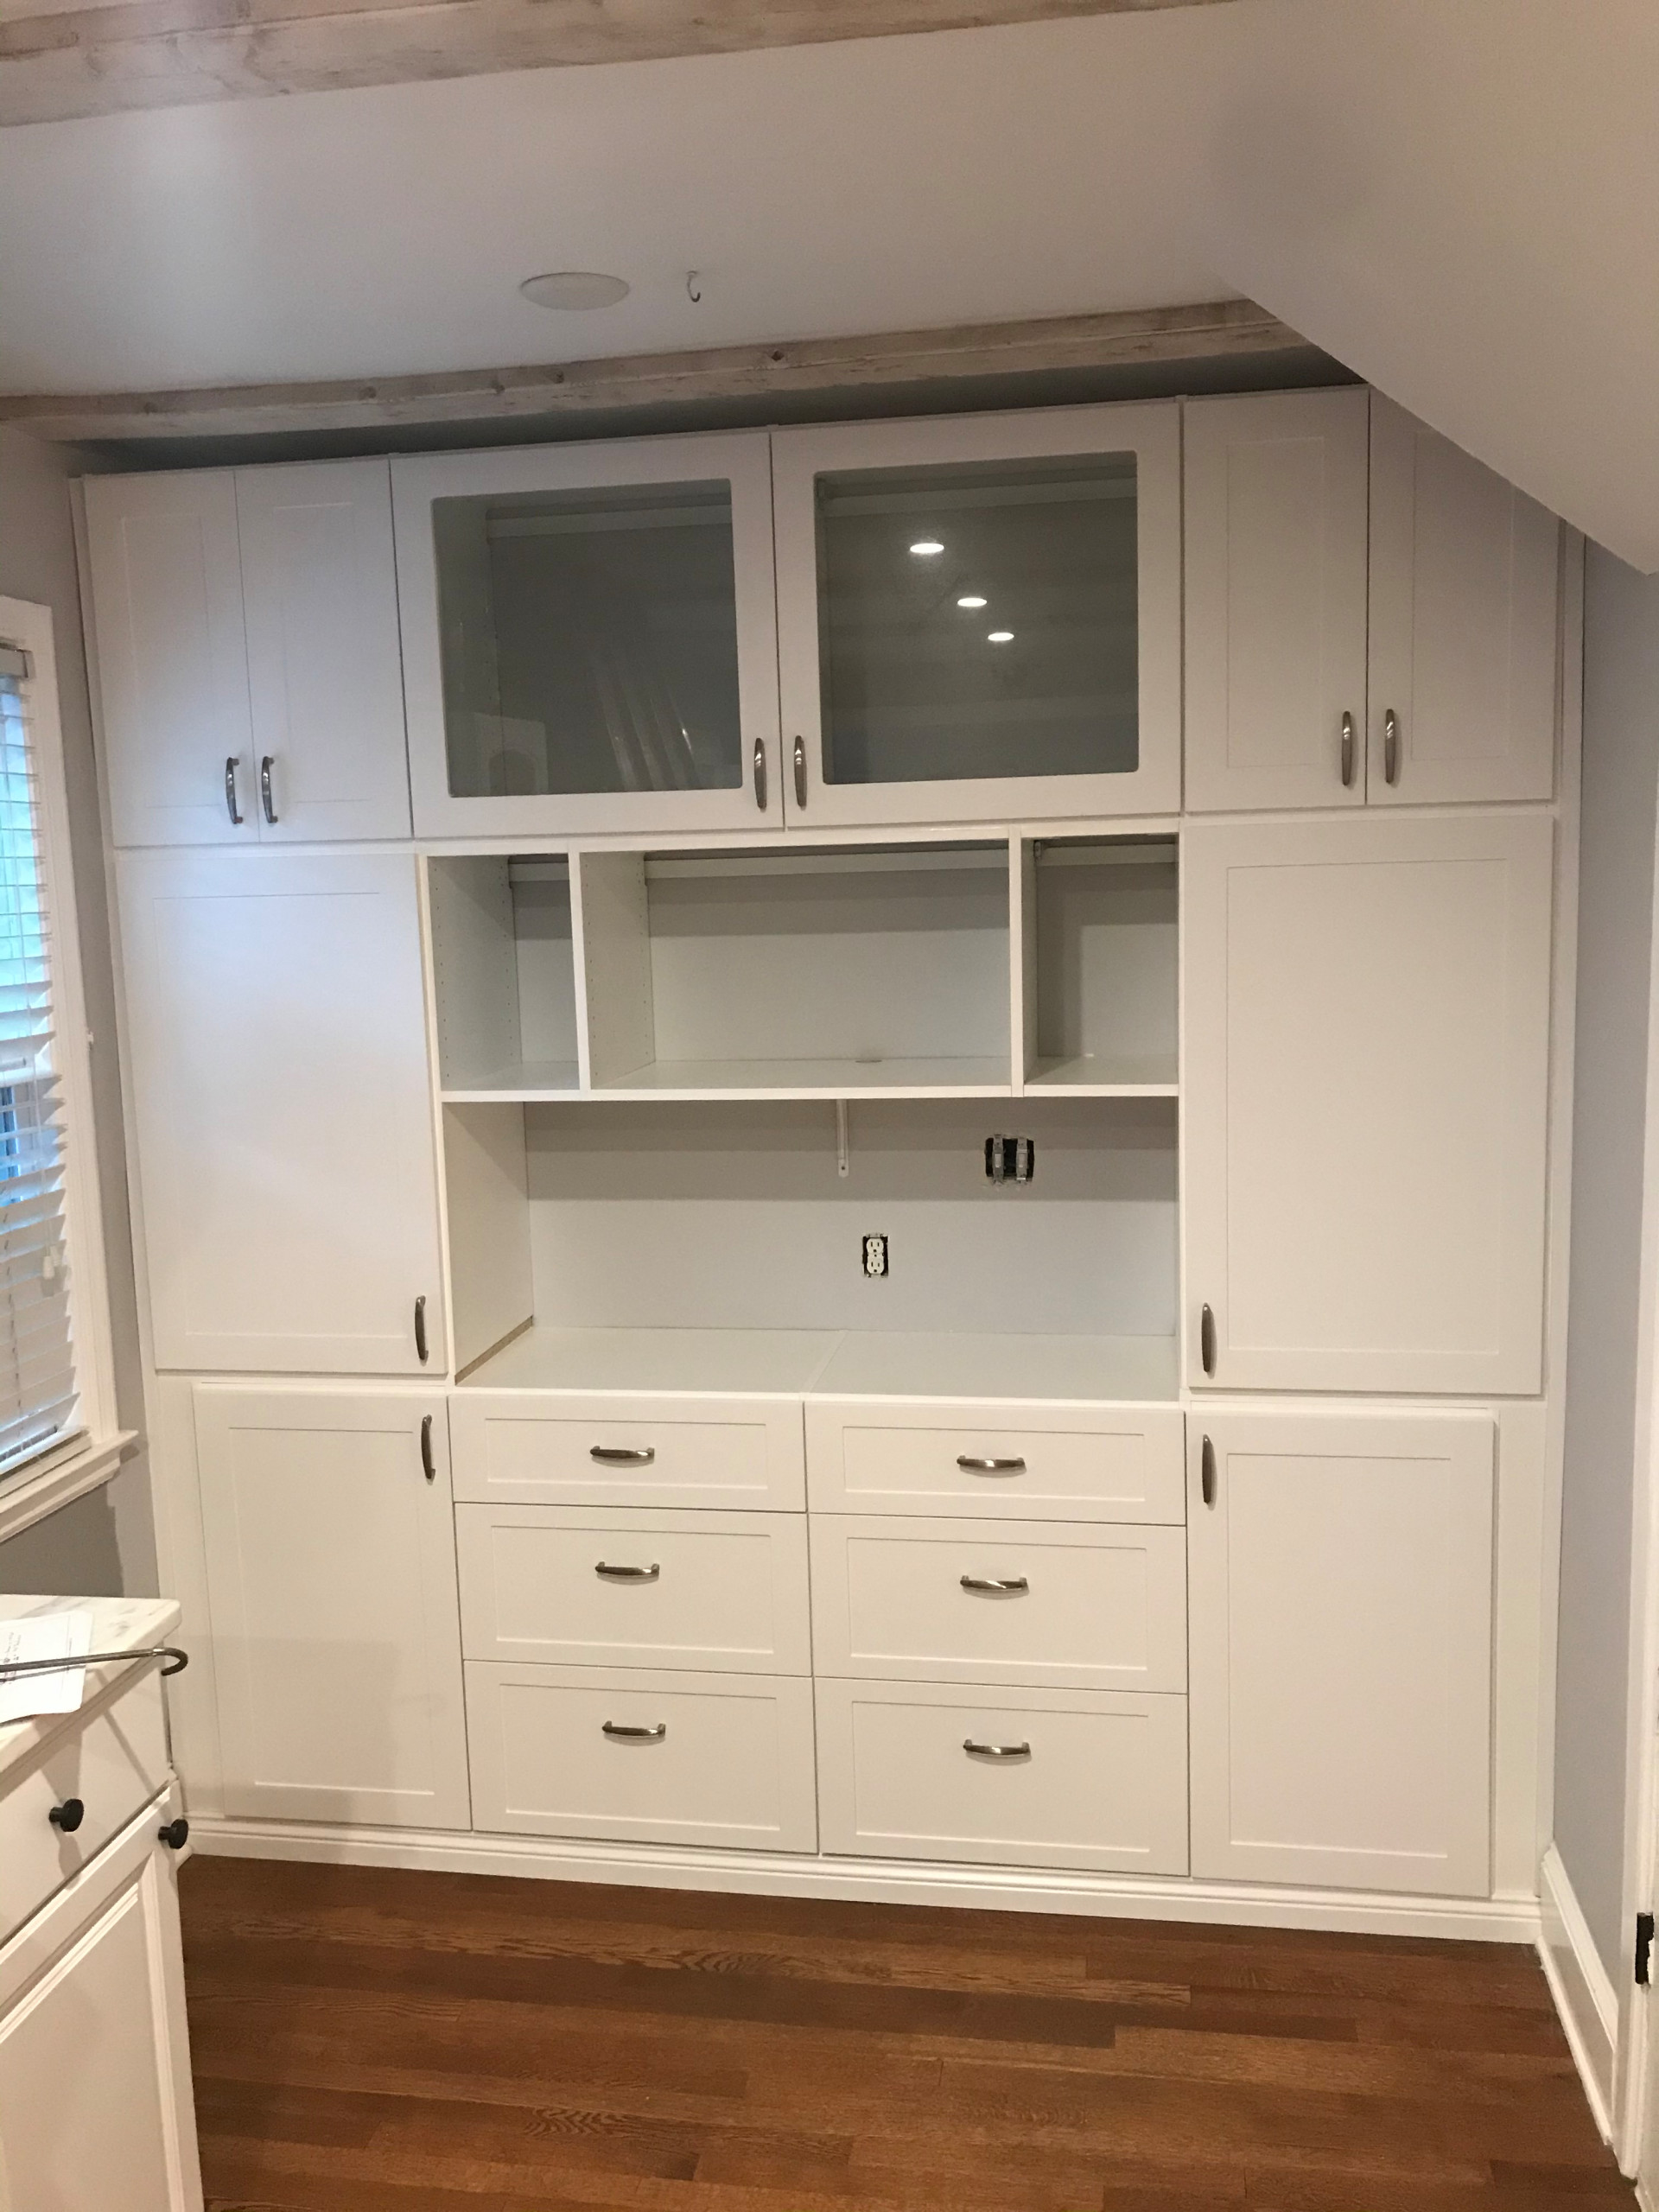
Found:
[3,0,1657,568]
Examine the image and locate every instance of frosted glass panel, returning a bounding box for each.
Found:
[433,480,743,798]
[816,452,1139,787]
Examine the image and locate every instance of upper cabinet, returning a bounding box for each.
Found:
[86,461,411,847]
[392,432,784,840]
[1184,390,1560,813]
[772,404,1182,828]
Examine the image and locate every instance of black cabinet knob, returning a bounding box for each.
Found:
[48,1796,85,1833]
[158,1816,189,1850]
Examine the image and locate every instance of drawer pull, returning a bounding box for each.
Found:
[595,1560,661,1581]
[963,1739,1031,1761]
[48,1796,86,1833]
[602,1720,667,1742]
[591,1445,657,1465]
[957,1454,1026,1474]
[960,1574,1029,1595]
[158,1816,190,1850]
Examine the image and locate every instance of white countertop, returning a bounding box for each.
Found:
[0,1594,181,1785]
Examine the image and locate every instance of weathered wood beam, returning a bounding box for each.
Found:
[0,0,1236,127]
[0,300,1313,445]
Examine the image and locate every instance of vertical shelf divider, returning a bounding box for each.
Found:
[573,849,656,1090]
[1009,832,1037,1096]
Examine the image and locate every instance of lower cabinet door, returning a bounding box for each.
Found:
[814,1680,1188,1874]
[196,1385,471,1828]
[466,1663,819,1852]
[1187,1408,1494,1895]
[0,1802,203,2212]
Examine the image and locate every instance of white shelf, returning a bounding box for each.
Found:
[594,1055,1012,1102]
[462,1326,842,1395]
[443,1058,581,1103]
[1026,1053,1178,1096]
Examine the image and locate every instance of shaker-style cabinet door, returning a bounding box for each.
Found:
[1183,812,1553,1394]
[117,849,445,1374]
[84,470,255,848]
[1369,397,1560,806]
[1187,1408,1493,1896]
[195,1385,470,1828]
[235,458,412,842]
[1183,388,1370,813]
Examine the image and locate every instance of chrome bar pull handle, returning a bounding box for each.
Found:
[414,1294,429,1364]
[259,754,278,823]
[602,1720,666,1742]
[792,734,807,811]
[753,736,767,811]
[1201,1433,1217,1510]
[1383,707,1401,785]
[957,1454,1026,1474]
[420,1414,435,1484]
[590,1445,656,1465]
[225,756,243,825]
[1339,710,1357,788]
[1199,1302,1217,1377]
[963,1738,1031,1760]
[595,1560,660,1581]
[960,1574,1029,1595]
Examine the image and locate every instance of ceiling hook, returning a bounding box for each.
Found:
[686,270,702,304]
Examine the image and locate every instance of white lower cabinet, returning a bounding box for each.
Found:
[1186,1408,1494,1896]
[465,1664,818,1851]
[195,1386,471,1828]
[815,1679,1188,1874]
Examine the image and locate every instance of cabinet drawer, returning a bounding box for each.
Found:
[456,1506,811,1675]
[815,1680,1187,1874]
[805,1400,1184,1522]
[465,1663,817,1852]
[450,1393,806,1510]
[0,1671,170,1944]
[810,1516,1186,1691]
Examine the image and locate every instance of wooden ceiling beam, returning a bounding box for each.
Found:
[0,0,1236,128]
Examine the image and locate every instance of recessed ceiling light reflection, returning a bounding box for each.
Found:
[988,630,1014,644]
[957,594,988,609]
[909,538,945,556]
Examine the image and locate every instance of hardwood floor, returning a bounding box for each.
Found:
[181,1855,1634,2212]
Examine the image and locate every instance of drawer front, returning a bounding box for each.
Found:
[451,1393,806,1510]
[0,1671,171,1943]
[810,1516,1186,1691]
[805,1400,1185,1522]
[815,1679,1188,1874]
[465,1662,818,1851]
[456,1506,811,1675]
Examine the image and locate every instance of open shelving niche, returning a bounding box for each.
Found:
[426,834,1180,1396]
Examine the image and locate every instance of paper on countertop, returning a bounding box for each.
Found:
[0,1606,94,1725]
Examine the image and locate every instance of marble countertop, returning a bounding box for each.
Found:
[0,1593,181,1784]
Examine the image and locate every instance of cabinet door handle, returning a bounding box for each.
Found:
[1201,1433,1217,1509]
[602,1720,666,1741]
[590,1445,655,1465]
[753,736,767,811]
[957,1454,1026,1474]
[158,1815,190,1850]
[224,756,243,825]
[792,734,807,811]
[48,1796,85,1833]
[1199,1302,1217,1376]
[596,1560,660,1580]
[960,1574,1029,1595]
[1383,707,1401,786]
[1340,710,1357,788]
[420,1414,435,1483]
[414,1294,429,1364]
[963,1738,1031,1760]
[259,754,278,824]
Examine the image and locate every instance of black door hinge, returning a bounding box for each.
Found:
[1636,1912,1654,1987]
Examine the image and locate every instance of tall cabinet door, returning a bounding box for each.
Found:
[236,458,412,842]
[1183,812,1553,1394]
[195,1386,469,1828]
[84,471,255,849]
[1184,389,1370,814]
[1187,1408,1493,1896]
[1369,397,1560,806]
[118,849,445,1374]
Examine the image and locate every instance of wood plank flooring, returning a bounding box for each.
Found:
[181,1856,1634,2212]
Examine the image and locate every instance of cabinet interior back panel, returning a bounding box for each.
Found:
[523,1097,1174,1336]
[1032,845,1177,1080]
[429,855,579,1087]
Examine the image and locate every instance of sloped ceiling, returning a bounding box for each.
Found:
[1,0,1654,564]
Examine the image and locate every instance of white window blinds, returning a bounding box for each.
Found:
[0,644,79,1480]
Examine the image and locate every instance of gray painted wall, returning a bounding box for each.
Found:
[0,428,152,1598]
[1554,544,1659,1979]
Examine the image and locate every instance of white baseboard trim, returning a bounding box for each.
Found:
[1638,2176,1656,2212]
[1539,1841,1618,2143]
[188,1815,1542,1944]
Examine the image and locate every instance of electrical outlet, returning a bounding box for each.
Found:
[985,1136,1035,1185]
[861,1232,889,1279]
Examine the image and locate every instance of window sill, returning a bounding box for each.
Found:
[0,1430,138,1548]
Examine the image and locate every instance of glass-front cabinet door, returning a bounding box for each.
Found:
[772,403,1181,828]
[393,432,783,836]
